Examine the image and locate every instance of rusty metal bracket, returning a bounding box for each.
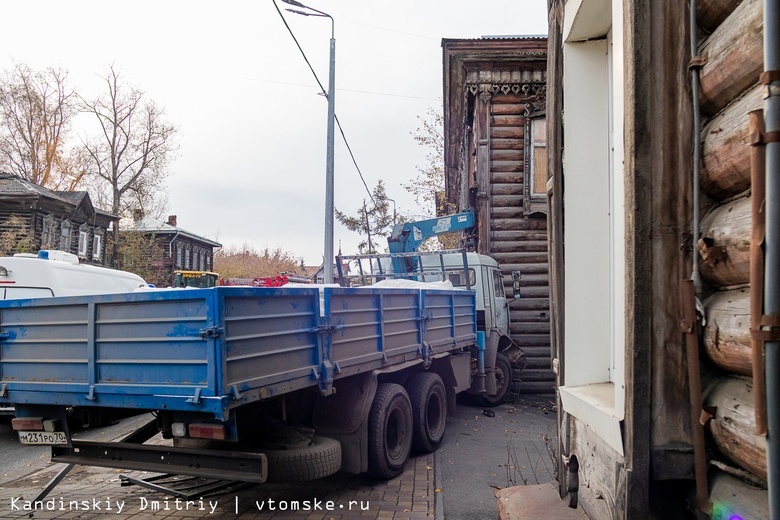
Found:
[750,314,780,342]
[681,318,695,334]
[689,53,709,70]
[759,70,780,84]
[700,406,717,428]
[750,131,780,145]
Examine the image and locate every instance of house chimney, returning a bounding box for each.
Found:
[167,215,177,227]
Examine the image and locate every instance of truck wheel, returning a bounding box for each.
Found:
[480,352,512,407]
[407,372,447,453]
[367,383,413,479]
[262,435,341,482]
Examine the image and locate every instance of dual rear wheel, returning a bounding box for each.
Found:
[367,373,447,479]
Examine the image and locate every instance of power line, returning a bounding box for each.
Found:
[272,0,376,206]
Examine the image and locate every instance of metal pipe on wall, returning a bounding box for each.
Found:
[690,0,703,293]
[763,0,780,515]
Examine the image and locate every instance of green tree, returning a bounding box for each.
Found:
[336,180,395,254]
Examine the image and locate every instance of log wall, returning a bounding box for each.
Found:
[487,93,554,393]
[696,0,768,513]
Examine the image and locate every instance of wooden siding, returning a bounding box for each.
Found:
[696,0,768,504]
[487,93,553,393]
[442,38,552,394]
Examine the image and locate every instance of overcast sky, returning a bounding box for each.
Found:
[1,1,548,266]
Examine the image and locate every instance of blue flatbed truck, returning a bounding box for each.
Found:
[0,281,517,483]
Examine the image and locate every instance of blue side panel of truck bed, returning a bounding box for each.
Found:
[0,286,475,419]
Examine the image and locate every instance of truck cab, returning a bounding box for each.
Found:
[339,248,523,406]
[369,251,510,335]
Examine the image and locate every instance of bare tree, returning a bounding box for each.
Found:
[80,65,178,266]
[404,108,457,250]
[214,245,304,279]
[0,215,34,255]
[403,107,454,218]
[0,62,83,190]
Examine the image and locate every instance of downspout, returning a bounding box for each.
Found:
[689,0,702,294]
[762,0,780,515]
[687,1,709,517]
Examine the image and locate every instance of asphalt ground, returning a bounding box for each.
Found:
[437,394,558,520]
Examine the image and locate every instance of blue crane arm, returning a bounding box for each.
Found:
[386,209,475,275]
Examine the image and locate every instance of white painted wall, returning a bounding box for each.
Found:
[561,0,628,438]
[610,0,626,420]
[562,38,610,388]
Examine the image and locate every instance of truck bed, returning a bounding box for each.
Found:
[0,286,476,419]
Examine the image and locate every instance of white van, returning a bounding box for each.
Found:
[0,250,148,299]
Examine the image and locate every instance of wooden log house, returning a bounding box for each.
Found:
[442,37,553,393]
[545,0,769,517]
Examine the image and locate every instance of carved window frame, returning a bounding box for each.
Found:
[78,223,89,258]
[524,112,548,215]
[60,220,72,253]
[41,214,56,249]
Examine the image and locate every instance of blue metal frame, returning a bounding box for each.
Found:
[0,286,476,421]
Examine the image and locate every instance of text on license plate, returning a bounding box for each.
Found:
[18,431,67,445]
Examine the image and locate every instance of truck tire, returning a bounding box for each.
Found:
[367,383,413,479]
[407,372,447,453]
[262,435,342,482]
[480,352,512,407]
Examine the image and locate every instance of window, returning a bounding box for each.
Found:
[41,215,56,248]
[185,248,190,269]
[78,224,89,258]
[176,245,183,268]
[493,269,504,298]
[530,118,547,199]
[93,229,103,261]
[60,220,72,252]
[558,0,626,455]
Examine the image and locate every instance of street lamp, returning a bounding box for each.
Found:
[281,0,336,284]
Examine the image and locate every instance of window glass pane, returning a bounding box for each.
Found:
[93,234,102,260]
[531,118,548,197]
[78,231,88,257]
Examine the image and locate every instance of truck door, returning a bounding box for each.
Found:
[491,268,510,334]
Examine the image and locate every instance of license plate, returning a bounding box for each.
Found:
[18,431,67,445]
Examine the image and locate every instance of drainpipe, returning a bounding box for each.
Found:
[762,0,780,515]
[689,0,703,294]
[687,2,710,517]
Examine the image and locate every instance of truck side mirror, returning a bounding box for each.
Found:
[511,271,522,300]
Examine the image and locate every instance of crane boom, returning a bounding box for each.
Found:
[386,209,476,275]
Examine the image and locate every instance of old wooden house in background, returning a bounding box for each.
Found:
[0,173,115,265]
[546,0,769,518]
[130,214,221,287]
[442,37,552,393]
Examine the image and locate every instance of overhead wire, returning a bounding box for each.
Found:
[272,0,376,206]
